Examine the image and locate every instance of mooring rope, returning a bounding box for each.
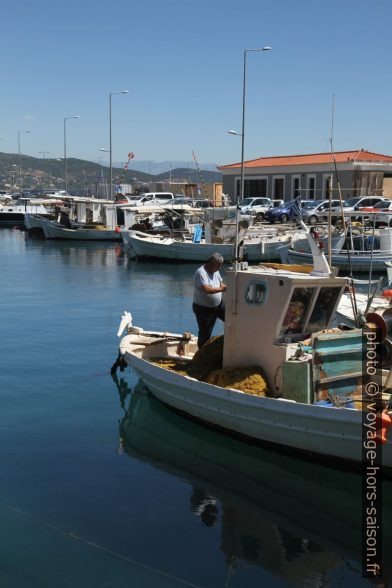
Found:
[5,503,205,588]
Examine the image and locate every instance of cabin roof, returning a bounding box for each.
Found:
[232,265,348,284]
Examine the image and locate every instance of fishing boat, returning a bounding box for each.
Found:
[25,197,123,241]
[0,197,61,228]
[122,209,305,262]
[113,229,392,470]
[281,227,392,273]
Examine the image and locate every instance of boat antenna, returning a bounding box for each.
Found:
[367,213,376,302]
[328,94,335,268]
[191,150,209,201]
[330,139,359,325]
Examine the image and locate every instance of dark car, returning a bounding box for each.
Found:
[264,200,299,223]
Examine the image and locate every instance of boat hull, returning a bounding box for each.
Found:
[121,346,392,470]
[28,216,121,241]
[286,248,392,272]
[125,231,294,262]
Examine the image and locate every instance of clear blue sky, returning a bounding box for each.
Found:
[1,0,391,168]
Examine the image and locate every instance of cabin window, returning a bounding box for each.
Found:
[245,281,268,305]
[116,208,125,225]
[280,287,315,335]
[307,287,341,332]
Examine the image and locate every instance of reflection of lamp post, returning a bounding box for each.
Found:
[109,90,129,200]
[229,46,271,262]
[64,116,79,193]
[18,130,31,197]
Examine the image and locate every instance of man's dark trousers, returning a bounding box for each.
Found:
[192,301,225,348]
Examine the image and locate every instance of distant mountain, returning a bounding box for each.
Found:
[111,160,220,175]
[155,168,222,183]
[0,152,221,194]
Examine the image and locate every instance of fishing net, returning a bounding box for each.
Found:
[152,335,270,396]
[206,366,268,396]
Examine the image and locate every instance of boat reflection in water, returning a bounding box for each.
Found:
[113,376,392,586]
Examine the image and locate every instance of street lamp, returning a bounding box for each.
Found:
[64,116,80,193]
[109,90,129,200]
[39,151,50,191]
[231,46,271,262]
[18,130,31,197]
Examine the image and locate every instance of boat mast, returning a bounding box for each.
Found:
[330,140,359,325]
[328,94,334,268]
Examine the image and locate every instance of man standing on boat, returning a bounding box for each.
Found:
[192,253,226,348]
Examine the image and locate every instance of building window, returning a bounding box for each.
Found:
[307,176,316,200]
[292,176,301,199]
[236,178,267,199]
[273,178,284,199]
[323,175,333,199]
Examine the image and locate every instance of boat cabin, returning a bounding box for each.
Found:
[223,266,348,398]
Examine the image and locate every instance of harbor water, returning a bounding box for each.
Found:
[0,228,390,587]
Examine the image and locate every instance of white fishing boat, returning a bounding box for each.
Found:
[114,230,392,470]
[282,228,392,273]
[122,212,305,262]
[0,197,61,227]
[31,216,121,241]
[25,196,123,240]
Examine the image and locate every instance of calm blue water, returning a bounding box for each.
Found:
[0,229,389,587]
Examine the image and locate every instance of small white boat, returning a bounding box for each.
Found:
[0,198,61,227]
[282,228,392,273]
[31,216,122,241]
[25,196,123,240]
[114,230,392,471]
[123,222,305,263]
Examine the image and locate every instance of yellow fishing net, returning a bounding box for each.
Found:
[152,335,270,397]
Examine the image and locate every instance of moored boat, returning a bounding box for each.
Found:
[114,233,392,470]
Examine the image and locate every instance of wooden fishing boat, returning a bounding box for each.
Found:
[114,233,392,470]
[281,228,392,273]
[124,227,305,263]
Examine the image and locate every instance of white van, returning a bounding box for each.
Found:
[143,192,175,205]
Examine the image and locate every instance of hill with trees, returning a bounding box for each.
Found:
[0,152,222,194]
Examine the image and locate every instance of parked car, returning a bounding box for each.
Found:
[264,200,299,224]
[239,197,272,220]
[361,199,392,227]
[123,194,155,207]
[301,199,341,225]
[173,197,215,208]
[329,196,388,220]
[268,199,284,209]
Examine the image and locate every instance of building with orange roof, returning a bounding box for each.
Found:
[218,149,392,204]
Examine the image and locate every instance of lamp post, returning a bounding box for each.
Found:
[229,46,271,262]
[39,151,50,191]
[109,90,129,200]
[18,130,31,197]
[64,116,79,193]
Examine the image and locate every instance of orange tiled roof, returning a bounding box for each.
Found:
[219,149,392,169]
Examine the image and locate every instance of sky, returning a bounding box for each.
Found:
[1,0,392,169]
